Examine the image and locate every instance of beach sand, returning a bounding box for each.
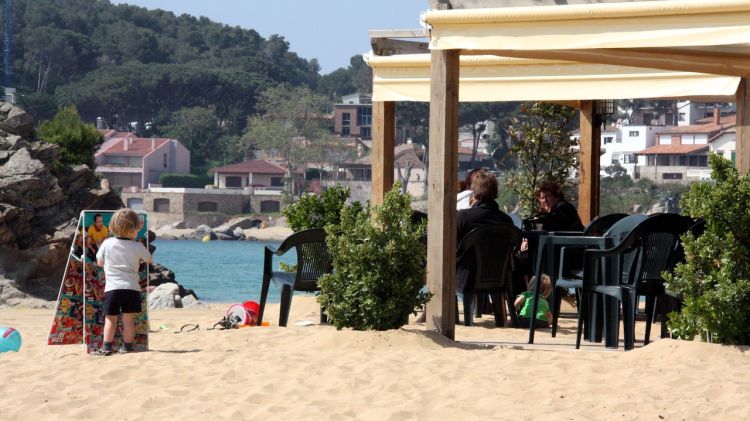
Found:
[153,226,293,242]
[1,296,747,420]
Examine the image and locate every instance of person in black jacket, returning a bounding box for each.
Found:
[525,181,584,232]
[456,170,513,291]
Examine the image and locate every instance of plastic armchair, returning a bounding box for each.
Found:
[456,223,521,327]
[257,228,331,327]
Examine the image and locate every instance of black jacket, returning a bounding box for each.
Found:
[530,199,584,232]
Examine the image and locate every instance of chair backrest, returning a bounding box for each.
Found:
[278,228,331,291]
[603,214,648,244]
[609,214,690,287]
[457,223,521,292]
[508,213,523,229]
[584,213,628,237]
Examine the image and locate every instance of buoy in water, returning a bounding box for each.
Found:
[202,235,210,242]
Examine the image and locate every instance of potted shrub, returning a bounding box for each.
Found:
[317,184,430,330]
[665,154,750,345]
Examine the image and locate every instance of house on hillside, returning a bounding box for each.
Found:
[635,110,736,183]
[210,160,288,190]
[333,93,373,140]
[95,132,190,190]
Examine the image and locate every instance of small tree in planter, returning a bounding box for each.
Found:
[665,154,750,345]
[281,185,359,232]
[317,184,430,330]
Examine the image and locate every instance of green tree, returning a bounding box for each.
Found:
[38,105,102,168]
[506,102,578,216]
[162,106,223,174]
[665,154,750,345]
[242,85,330,197]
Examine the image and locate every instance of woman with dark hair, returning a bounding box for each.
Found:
[525,181,584,232]
[456,167,483,211]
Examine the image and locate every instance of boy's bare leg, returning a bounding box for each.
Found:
[103,315,118,342]
[122,313,136,343]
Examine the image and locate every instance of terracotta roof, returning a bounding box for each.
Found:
[694,114,736,125]
[99,137,170,156]
[635,144,709,155]
[211,160,287,174]
[458,146,489,157]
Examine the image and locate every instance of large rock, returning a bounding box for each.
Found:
[0,277,53,308]
[180,294,205,308]
[148,282,180,309]
[0,148,65,209]
[214,216,264,232]
[0,104,35,138]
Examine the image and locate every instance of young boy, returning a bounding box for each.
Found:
[94,208,152,356]
[514,274,553,329]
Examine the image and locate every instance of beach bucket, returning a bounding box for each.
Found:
[0,327,21,352]
[226,304,258,326]
[242,300,259,317]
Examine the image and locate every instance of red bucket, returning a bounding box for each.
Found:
[242,301,260,325]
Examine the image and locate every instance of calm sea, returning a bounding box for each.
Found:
[153,240,297,303]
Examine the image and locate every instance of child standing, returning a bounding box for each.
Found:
[514,274,553,329]
[95,208,152,355]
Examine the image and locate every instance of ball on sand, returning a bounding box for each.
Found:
[0,327,21,352]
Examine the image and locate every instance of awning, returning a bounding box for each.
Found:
[365,53,740,103]
[423,0,750,77]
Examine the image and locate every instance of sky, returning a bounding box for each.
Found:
[112,0,429,74]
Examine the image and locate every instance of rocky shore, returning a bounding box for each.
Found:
[0,103,199,308]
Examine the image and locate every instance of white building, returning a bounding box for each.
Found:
[573,125,667,178]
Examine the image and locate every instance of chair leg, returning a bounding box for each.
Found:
[320,304,328,324]
[490,292,504,327]
[505,290,518,328]
[603,295,620,349]
[475,294,483,318]
[257,273,271,325]
[551,287,564,338]
[455,296,460,325]
[463,292,474,326]
[622,290,636,350]
[576,291,587,349]
[279,285,293,327]
[644,295,656,346]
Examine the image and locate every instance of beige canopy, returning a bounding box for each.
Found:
[367,53,740,103]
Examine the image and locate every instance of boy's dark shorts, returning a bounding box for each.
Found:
[103,289,142,315]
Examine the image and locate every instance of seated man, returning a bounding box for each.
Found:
[524,181,584,232]
[86,213,109,261]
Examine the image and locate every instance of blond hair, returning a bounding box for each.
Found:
[529,274,552,298]
[109,208,140,238]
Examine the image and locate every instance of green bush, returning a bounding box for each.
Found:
[664,154,750,345]
[159,173,213,188]
[281,185,358,232]
[38,105,102,168]
[317,184,430,330]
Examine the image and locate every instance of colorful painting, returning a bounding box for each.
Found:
[48,211,150,354]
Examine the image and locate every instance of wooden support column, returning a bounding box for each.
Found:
[737,79,750,176]
[578,100,600,225]
[426,49,460,340]
[371,101,395,206]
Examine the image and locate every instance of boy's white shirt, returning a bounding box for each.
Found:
[96,238,151,292]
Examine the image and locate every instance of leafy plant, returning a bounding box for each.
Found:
[281,185,357,232]
[505,102,578,217]
[38,105,103,168]
[664,154,750,345]
[159,173,213,188]
[317,184,430,330]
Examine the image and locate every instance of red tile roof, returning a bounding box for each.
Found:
[635,144,709,155]
[694,114,736,125]
[458,146,489,157]
[211,160,287,175]
[99,137,170,156]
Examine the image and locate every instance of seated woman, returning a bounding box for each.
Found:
[524,181,584,232]
[456,169,513,292]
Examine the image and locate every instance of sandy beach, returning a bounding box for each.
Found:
[154,226,294,242]
[0,296,747,420]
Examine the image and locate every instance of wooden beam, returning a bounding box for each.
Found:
[578,100,600,225]
[426,49,460,340]
[371,101,395,206]
[737,78,750,176]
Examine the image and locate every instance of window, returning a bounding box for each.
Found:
[679,112,686,122]
[715,150,724,158]
[603,136,613,144]
[360,127,371,139]
[356,106,372,127]
[341,112,351,126]
[615,137,622,143]
[662,173,683,180]
[225,176,242,188]
[128,156,142,167]
[107,155,125,165]
[270,177,283,187]
[153,198,170,213]
[628,131,640,137]
[197,201,218,212]
[622,154,635,164]
[731,151,736,165]
[341,126,350,136]
[163,153,168,168]
[611,153,620,165]
[127,198,144,211]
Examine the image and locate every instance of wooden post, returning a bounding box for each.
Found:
[737,79,750,176]
[371,101,395,206]
[426,50,460,340]
[578,100,600,225]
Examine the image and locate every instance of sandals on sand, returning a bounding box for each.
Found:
[174,324,200,334]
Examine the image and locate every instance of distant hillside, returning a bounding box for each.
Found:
[6,0,321,131]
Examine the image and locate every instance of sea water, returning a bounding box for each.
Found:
[153,240,298,303]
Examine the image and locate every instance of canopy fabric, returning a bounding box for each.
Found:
[365,53,740,103]
[422,0,750,77]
